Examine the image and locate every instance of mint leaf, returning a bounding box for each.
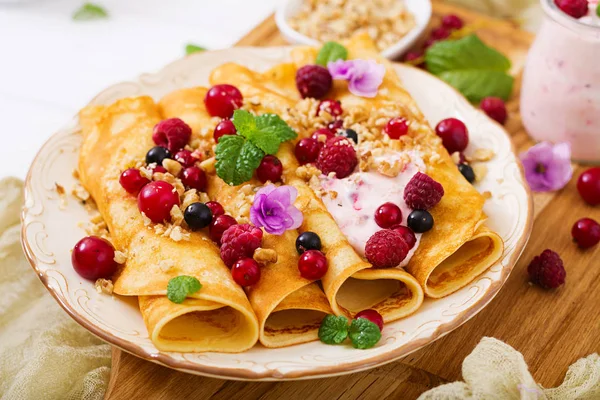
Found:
[167,276,202,304]
[318,315,349,344]
[348,318,381,349]
[232,110,257,137]
[316,42,348,67]
[232,110,297,155]
[425,34,514,103]
[215,135,264,186]
[185,44,206,55]
[73,3,108,21]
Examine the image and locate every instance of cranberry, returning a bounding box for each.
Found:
[480,97,508,125]
[572,218,600,248]
[435,118,469,154]
[423,38,439,49]
[298,250,328,280]
[119,168,150,194]
[390,225,417,250]
[204,84,243,118]
[295,138,321,165]
[311,128,335,142]
[431,27,450,40]
[385,117,409,139]
[206,201,225,217]
[181,166,207,191]
[442,14,464,30]
[231,258,261,286]
[256,155,283,183]
[374,202,403,229]
[137,181,180,223]
[214,119,237,143]
[318,100,343,117]
[577,168,600,205]
[555,0,589,19]
[71,236,118,280]
[404,51,424,67]
[210,214,237,244]
[148,165,167,175]
[327,119,344,132]
[174,149,198,168]
[355,309,384,331]
[152,118,192,153]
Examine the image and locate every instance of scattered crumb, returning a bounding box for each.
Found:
[113,250,127,264]
[471,148,495,162]
[254,248,278,265]
[141,212,152,226]
[170,205,184,226]
[163,159,183,177]
[55,183,67,209]
[472,163,488,182]
[482,191,492,200]
[95,279,114,295]
[72,183,90,202]
[158,260,174,273]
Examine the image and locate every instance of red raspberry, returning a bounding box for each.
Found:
[555,0,588,19]
[404,172,444,210]
[220,224,263,267]
[365,230,409,268]
[316,137,358,179]
[527,249,566,289]
[296,65,332,99]
[152,118,192,153]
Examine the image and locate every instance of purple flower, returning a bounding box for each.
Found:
[520,142,573,192]
[327,59,386,98]
[250,184,303,235]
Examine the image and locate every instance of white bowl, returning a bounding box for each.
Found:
[275,0,432,60]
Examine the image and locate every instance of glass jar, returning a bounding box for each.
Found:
[521,0,600,163]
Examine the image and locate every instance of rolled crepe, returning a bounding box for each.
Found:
[78,97,259,352]
[159,89,333,347]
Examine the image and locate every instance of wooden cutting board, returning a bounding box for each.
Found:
[104,2,600,399]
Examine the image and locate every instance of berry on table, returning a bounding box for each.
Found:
[572,218,600,249]
[431,27,450,40]
[435,118,469,154]
[152,118,192,153]
[374,202,403,229]
[298,250,328,280]
[527,249,566,289]
[184,202,213,231]
[232,258,261,286]
[220,224,263,267]
[385,117,409,139]
[554,0,589,19]
[174,149,199,168]
[365,230,409,268]
[390,225,417,250]
[119,168,150,194]
[577,167,600,205]
[209,214,237,244]
[339,128,358,144]
[214,119,237,143]
[442,14,464,30]
[311,128,335,142]
[296,231,322,254]
[480,97,508,125]
[205,201,225,217]
[355,309,384,331]
[296,65,333,99]
[181,166,207,192]
[316,137,358,179]
[204,84,243,118]
[404,172,444,210]
[72,236,118,280]
[145,146,172,166]
[256,155,283,183]
[318,99,343,117]
[458,164,476,183]
[407,210,434,233]
[137,181,180,223]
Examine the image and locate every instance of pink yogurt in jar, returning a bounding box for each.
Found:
[521,0,600,163]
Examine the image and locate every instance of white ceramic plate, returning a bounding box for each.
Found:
[275,0,432,59]
[21,47,532,381]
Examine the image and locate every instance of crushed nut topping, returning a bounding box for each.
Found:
[170,205,184,226]
[470,148,495,162]
[295,164,322,181]
[253,247,278,265]
[154,172,185,196]
[472,163,488,182]
[113,250,127,264]
[141,212,152,226]
[182,189,201,209]
[95,278,114,295]
[162,159,183,177]
[72,183,90,202]
[55,183,67,209]
[158,260,174,273]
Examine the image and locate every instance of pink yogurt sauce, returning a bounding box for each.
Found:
[318,151,425,267]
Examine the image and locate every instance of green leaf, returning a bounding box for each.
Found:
[425,34,513,103]
[348,318,381,349]
[233,110,297,155]
[167,276,202,304]
[597,3,600,17]
[316,41,348,67]
[318,315,349,344]
[232,110,257,138]
[72,3,108,21]
[185,44,206,55]
[215,135,264,186]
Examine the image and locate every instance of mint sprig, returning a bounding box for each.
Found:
[72,3,108,21]
[185,44,206,55]
[425,34,514,103]
[167,276,202,304]
[316,41,348,67]
[318,315,349,344]
[349,318,381,349]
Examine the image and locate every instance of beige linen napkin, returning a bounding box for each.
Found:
[0,178,111,400]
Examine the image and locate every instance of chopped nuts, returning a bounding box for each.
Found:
[72,183,90,202]
[163,159,183,177]
[471,148,495,162]
[296,164,321,181]
[253,248,278,265]
[170,205,184,226]
[141,212,152,226]
[114,250,127,264]
[472,163,489,182]
[182,189,201,209]
[95,279,114,295]
[55,183,68,209]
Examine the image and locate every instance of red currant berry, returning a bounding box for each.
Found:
[210,214,237,244]
[480,97,508,125]
[174,149,198,168]
[295,138,321,165]
[311,128,335,142]
[355,309,384,331]
[385,117,409,139]
[231,258,261,286]
[204,84,243,118]
[555,0,589,19]
[137,181,180,223]
[435,118,469,154]
[374,202,403,229]
[404,51,425,68]
[256,155,283,183]
[71,236,118,280]
[390,225,417,250]
[119,168,150,194]
[423,38,439,49]
[442,14,464,30]
[148,165,167,175]
[431,27,450,40]
[214,119,237,143]
[317,99,343,117]
[298,250,328,280]
[205,201,225,217]
[327,119,344,132]
[181,166,207,192]
[577,167,600,205]
[572,218,600,248]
